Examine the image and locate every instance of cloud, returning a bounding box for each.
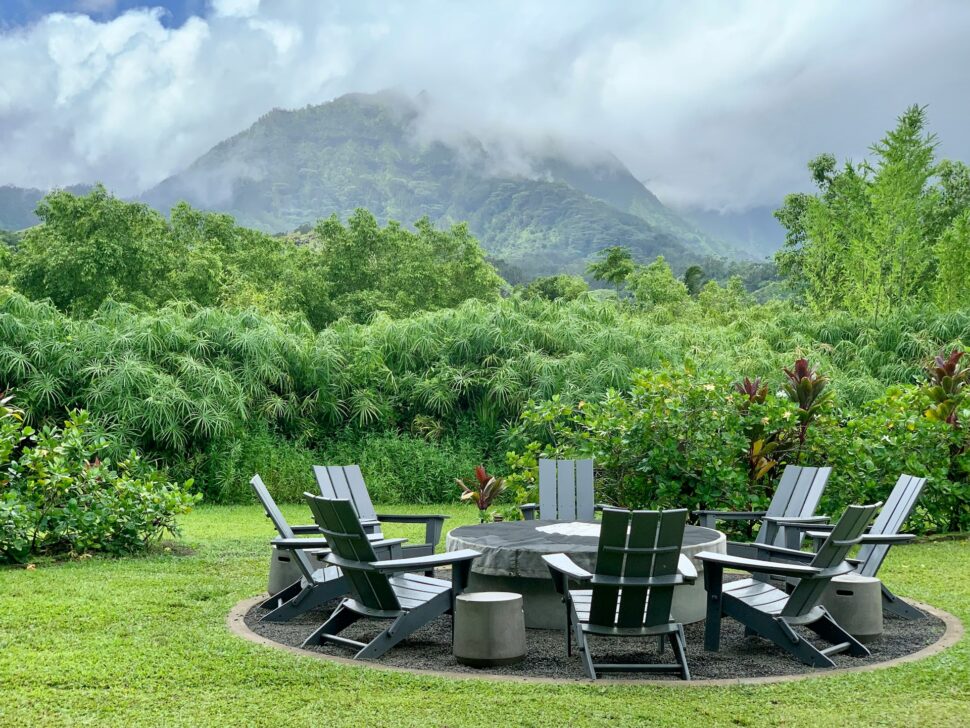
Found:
[0,0,969,210]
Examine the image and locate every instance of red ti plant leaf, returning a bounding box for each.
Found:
[457,465,507,522]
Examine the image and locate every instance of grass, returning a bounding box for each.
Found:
[0,503,968,727]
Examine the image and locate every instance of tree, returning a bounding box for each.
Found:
[586,246,635,292]
[774,106,970,316]
[315,209,503,322]
[628,256,689,308]
[523,274,589,301]
[13,185,179,315]
[683,265,705,296]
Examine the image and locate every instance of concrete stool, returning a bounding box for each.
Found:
[266,547,327,596]
[821,573,884,643]
[453,592,526,667]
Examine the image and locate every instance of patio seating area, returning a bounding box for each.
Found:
[242,459,955,683]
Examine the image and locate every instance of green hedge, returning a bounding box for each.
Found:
[185,423,494,505]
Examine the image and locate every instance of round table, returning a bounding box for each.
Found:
[446,519,726,629]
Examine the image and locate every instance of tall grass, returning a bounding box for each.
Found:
[1,289,966,501]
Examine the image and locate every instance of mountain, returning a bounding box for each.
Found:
[0,186,45,230]
[0,184,93,231]
[681,205,786,261]
[143,92,745,277]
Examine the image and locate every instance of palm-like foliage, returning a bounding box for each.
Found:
[0,289,967,490]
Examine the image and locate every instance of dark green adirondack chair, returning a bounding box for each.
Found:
[301,493,481,660]
[251,475,404,622]
[697,502,880,668]
[759,474,927,619]
[696,465,831,554]
[542,507,696,680]
[520,458,596,521]
[314,464,448,557]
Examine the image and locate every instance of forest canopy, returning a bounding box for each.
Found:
[6,186,503,328]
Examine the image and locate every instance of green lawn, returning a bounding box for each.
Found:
[1,504,967,727]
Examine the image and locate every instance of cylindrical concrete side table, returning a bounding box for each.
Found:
[453,591,526,667]
[821,573,884,642]
[267,547,327,595]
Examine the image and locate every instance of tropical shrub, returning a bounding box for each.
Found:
[1,288,967,511]
[506,362,970,533]
[0,395,198,563]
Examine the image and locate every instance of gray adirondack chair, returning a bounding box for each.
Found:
[314,464,447,557]
[300,493,480,660]
[520,458,596,521]
[762,474,927,619]
[697,502,880,668]
[695,465,831,554]
[251,475,404,622]
[542,507,696,680]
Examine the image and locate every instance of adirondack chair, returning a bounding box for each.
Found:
[697,502,881,668]
[542,507,696,680]
[695,465,831,555]
[300,493,481,660]
[314,465,447,557]
[760,474,927,619]
[251,475,405,622]
[520,458,597,521]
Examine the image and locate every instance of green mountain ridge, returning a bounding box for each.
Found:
[142,91,749,277]
[0,183,93,232]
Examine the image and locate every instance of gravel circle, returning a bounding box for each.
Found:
[244,578,944,681]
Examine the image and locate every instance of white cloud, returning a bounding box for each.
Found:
[212,0,260,19]
[0,0,969,209]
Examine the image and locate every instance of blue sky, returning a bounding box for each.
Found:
[0,1,205,28]
[1,1,968,209]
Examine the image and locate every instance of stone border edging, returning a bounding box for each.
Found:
[226,595,963,687]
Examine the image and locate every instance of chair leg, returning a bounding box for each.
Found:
[742,614,837,668]
[259,579,302,609]
[669,626,691,680]
[882,585,924,620]
[565,599,573,657]
[301,603,360,647]
[356,598,448,660]
[808,611,870,658]
[262,583,338,623]
[577,629,596,680]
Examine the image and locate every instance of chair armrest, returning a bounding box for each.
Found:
[271,537,331,550]
[377,514,448,550]
[762,515,830,526]
[860,533,916,544]
[371,548,481,572]
[543,552,592,595]
[695,510,768,521]
[752,542,816,561]
[289,524,322,534]
[678,554,698,582]
[696,550,821,579]
[542,553,594,582]
[376,514,449,523]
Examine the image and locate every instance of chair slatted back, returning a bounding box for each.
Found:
[251,475,316,580]
[856,474,925,578]
[588,508,687,629]
[538,458,595,521]
[304,494,400,612]
[782,503,879,617]
[314,465,379,523]
[759,465,831,546]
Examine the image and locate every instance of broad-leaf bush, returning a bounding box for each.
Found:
[0,395,198,563]
[505,363,969,534]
